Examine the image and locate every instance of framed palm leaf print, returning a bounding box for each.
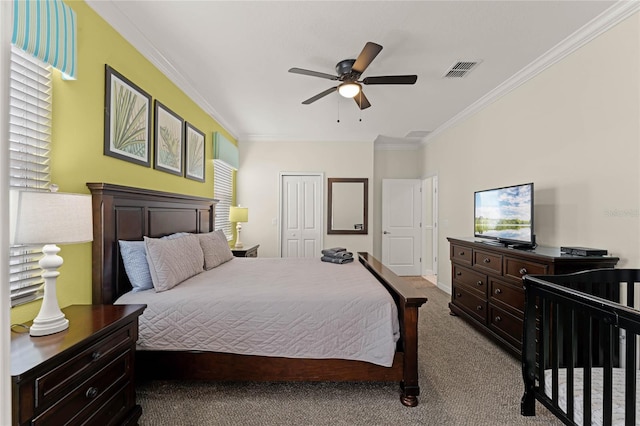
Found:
[185,122,205,182]
[154,100,184,176]
[104,65,152,166]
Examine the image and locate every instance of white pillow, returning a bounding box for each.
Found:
[144,234,204,292]
[198,230,234,270]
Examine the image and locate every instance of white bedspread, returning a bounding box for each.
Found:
[116,257,400,367]
[544,368,640,426]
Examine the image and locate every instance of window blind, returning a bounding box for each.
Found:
[213,160,233,240]
[8,45,52,307]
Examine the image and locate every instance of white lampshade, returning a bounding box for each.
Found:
[338,82,361,99]
[229,206,248,223]
[10,190,93,245]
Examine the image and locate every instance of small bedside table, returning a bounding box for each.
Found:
[11,304,146,426]
[232,244,259,257]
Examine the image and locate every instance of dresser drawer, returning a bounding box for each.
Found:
[488,305,523,348]
[473,249,503,274]
[504,257,548,281]
[450,244,472,265]
[35,323,135,409]
[489,278,525,314]
[453,264,487,296]
[33,350,132,425]
[452,285,487,324]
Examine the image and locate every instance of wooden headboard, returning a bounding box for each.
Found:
[87,183,217,305]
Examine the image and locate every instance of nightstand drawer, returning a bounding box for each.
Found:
[232,244,259,258]
[35,323,135,409]
[33,350,132,425]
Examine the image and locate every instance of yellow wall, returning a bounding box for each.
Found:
[11,0,235,324]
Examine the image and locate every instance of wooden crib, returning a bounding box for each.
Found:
[521,269,640,426]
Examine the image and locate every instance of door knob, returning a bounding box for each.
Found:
[383,231,390,234]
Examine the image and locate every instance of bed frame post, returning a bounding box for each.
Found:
[399,303,420,407]
[521,277,537,416]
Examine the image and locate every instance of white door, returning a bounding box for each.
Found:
[280,173,323,257]
[382,179,422,275]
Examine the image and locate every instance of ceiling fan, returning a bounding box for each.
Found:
[288,42,418,110]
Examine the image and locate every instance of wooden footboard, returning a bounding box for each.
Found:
[522,269,640,425]
[88,183,428,407]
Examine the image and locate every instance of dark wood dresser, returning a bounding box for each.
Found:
[447,237,619,356]
[11,304,146,425]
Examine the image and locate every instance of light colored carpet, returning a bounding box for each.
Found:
[136,278,561,425]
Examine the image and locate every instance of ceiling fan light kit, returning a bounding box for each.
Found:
[289,41,417,110]
[338,82,361,98]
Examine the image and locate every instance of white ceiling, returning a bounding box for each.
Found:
[86,0,624,147]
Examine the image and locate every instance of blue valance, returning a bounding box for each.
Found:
[12,0,77,79]
[214,132,239,170]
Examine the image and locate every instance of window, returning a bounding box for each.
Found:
[8,45,52,307]
[213,160,234,240]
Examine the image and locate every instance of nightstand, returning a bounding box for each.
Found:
[11,304,146,426]
[232,244,259,257]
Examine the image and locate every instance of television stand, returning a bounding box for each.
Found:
[447,237,619,357]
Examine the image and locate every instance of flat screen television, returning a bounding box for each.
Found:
[474,182,535,248]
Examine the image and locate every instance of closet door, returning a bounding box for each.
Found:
[280,173,323,257]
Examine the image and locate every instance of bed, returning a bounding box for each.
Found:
[521,269,640,425]
[87,182,428,406]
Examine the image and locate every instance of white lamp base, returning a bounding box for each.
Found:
[29,244,69,337]
[234,222,244,249]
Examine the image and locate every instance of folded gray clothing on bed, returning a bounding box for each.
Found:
[325,251,353,259]
[321,255,354,264]
[321,247,347,256]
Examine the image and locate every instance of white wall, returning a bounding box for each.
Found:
[1,2,12,423]
[422,12,640,292]
[238,140,374,257]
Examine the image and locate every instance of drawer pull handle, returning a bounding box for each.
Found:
[483,258,490,263]
[519,267,528,275]
[476,280,483,286]
[456,293,462,297]
[494,288,502,295]
[91,351,102,361]
[495,316,502,322]
[459,251,465,256]
[456,271,462,276]
[86,387,99,399]
[476,305,483,311]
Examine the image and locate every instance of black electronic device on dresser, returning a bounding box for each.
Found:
[447,237,619,357]
[11,304,146,426]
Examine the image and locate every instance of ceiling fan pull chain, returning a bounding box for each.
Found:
[336,96,340,123]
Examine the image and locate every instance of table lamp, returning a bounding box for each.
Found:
[10,189,93,336]
[229,206,248,249]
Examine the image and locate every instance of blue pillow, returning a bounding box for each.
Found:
[119,240,153,292]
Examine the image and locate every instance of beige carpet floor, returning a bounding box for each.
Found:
[136,277,561,425]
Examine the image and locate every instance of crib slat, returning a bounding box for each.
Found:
[603,323,613,426]
[552,301,560,405]
[583,315,593,426]
[624,328,637,426]
[565,306,575,420]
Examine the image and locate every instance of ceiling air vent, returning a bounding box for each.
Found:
[443,61,479,78]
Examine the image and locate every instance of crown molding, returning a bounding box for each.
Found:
[423,1,640,145]
[86,1,239,140]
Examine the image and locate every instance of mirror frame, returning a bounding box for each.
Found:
[327,177,368,235]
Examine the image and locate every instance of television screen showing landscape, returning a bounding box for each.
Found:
[474,184,532,242]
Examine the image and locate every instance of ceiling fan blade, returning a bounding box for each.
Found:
[302,87,337,104]
[353,91,371,110]
[362,75,418,85]
[289,67,338,81]
[351,42,383,75]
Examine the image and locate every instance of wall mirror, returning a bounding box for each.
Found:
[327,178,368,235]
